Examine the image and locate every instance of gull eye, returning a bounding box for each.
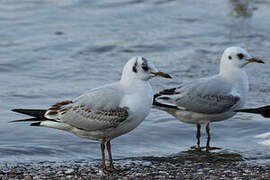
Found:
[237,53,244,59]
[228,56,232,60]
[142,63,149,71]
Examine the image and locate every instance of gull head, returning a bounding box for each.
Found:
[220,47,264,70]
[121,57,171,82]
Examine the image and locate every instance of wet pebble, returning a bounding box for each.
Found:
[65,169,74,174]
[0,156,269,179]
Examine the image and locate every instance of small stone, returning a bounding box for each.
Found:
[24,175,33,180]
[65,169,74,174]
[142,161,152,166]
[96,170,103,176]
[159,171,167,174]
[33,176,40,180]
[244,169,251,173]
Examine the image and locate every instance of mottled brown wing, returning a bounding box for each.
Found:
[45,101,129,131]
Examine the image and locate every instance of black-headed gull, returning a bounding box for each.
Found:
[11,57,171,173]
[153,47,264,151]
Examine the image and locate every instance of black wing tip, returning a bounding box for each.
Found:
[30,122,41,126]
[235,106,270,118]
[154,93,160,99]
[234,109,243,112]
[154,87,178,97]
[9,118,42,123]
[234,109,256,113]
[12,109,23,113]
[153,101,179,110]
[9,120,21,123]
[11,109,47,119]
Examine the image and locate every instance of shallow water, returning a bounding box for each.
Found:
[1,0,270,163]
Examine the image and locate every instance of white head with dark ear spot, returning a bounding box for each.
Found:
[220,47,264,73]
[121,57,171,82]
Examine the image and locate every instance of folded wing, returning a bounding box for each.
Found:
[154,76,241,114]
[44,83,129,131]
[12,83,130,131]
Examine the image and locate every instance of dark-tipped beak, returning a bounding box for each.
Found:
[151,72,172,78]
[247,58,265,64]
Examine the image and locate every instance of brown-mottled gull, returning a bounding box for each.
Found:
[11,56,171,173]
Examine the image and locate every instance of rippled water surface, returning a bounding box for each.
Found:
[1,0,270,162]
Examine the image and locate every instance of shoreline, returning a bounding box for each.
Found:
[1,150,270,179]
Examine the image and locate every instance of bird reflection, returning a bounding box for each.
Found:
[236,105,270,146]
[255,132,270,146]
[229,0,256,18]
[141,149,243,163]
[226,0,258,39]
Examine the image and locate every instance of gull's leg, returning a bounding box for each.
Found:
[101,139,108,173]
[196,123,201,150]
[106,141,116,171]
[206,123,211,151]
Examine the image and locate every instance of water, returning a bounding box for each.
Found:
[1,0,270,163]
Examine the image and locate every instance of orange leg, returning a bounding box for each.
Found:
[100,139,108,173]
[196,123,201,149]
[106,141,115,171]
[206,123,211,151]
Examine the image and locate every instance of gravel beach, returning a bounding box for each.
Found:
[1,150,269,180]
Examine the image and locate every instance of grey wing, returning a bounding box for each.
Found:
[73,82,124,110]
[44,83,129,131]
[154,77,241,114]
